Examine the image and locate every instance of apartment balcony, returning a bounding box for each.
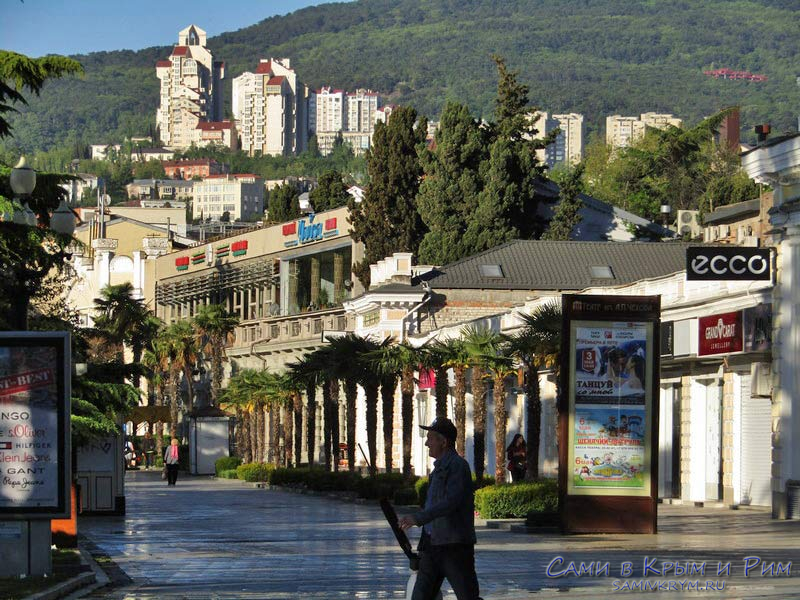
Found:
[229,306,354,358]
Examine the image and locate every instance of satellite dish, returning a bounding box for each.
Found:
[343,279,353,289]
[103,194,111,207]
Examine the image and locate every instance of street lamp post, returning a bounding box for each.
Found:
[4,157,77,329]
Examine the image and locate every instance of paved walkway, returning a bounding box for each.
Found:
[76,470,800,599]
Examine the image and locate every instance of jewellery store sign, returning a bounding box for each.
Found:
[0,332,70,518]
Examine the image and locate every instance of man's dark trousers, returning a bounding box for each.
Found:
[412,533,480,600]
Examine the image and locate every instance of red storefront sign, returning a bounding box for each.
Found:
[282,222,297,236]
[698,311,743,356]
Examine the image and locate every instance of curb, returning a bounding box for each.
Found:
[22,571,95,600]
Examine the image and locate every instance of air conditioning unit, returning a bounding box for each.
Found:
[751,362,772,397]
[676,210,701,238]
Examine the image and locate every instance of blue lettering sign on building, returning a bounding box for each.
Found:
[298,214,323,244]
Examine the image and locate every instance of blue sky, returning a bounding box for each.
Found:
[2,0,344,57]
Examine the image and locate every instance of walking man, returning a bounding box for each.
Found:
[399,417,480,600]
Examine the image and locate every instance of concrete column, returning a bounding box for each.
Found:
[310,256,320,307]
[333,251,344,304]
[680,375,692,502]
[722,371,735,505]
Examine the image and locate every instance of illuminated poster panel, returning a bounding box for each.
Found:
[0,333,70,518]
[560,295,660,534]
[568,320,653,496]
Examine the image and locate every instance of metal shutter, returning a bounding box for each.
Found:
[740,376,772,506]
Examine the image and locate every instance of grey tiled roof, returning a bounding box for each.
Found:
[417,240,693,290]
[703,199,760,224]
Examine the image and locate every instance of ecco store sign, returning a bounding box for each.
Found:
[686,247,771,281]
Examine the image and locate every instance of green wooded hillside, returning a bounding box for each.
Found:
[4,0,798,153]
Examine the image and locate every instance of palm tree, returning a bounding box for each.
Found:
[509,301,562,480]
[365,337,404,474]
[288,354,321,466]
[462,324,502,481]
[193,304,239,406]
[92,282,151,386]
[142,321,167,457]
[164,319,199,415]
[438,336,472,457]
[420,342,450,419]
[303,345,338,470]
[481,342,516,485]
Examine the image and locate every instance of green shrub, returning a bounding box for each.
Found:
[218,469,239,479]
[357,472,416,500]
[393,486,418,506]
[474,479,558,519]
[416,474,494,507]
[215,456,242,476]
[236,462,275,482]
[270,467,362,491]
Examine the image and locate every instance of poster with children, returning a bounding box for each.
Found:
[573,322,648,404]
[572,405,646,489]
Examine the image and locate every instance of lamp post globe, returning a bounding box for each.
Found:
[10,156,36,197]
[51,200,76,236]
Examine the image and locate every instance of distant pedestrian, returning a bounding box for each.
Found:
[164,438,180,486]
[506,434,526,482]
[399,417,480,600]
[142,432,156,469]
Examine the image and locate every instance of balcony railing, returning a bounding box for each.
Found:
[231,306,354,354]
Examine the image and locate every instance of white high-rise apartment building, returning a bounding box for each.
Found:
[532,112,585,167]
[156,25,224,149]
[606,113,683,148]
[312,87,380,156]
[232,59,309,156]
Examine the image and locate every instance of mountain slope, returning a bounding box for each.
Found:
[4,0,798,153]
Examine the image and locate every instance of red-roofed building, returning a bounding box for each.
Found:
[194,120,238,150]
[162,158,227,180]
[232,58,309,157]
[155,25,225,150]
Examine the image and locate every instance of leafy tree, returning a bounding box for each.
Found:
[349,106,427,287]
[417,101,488,265]
[0,51,82,140]
[133,159,166,180]
[542,164,585,240]
[267,182,301,223]
[309,170,350,212]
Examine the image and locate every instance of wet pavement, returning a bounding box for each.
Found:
[76,470,800,599]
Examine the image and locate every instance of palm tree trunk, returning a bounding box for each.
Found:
[494,375,508,485]
[472,366,486,481]
[293,392,303,467]
[365,380,379,477]
[525,363,541,480]
[243,409,253,463]
[169,376,179,438]
[322,379,332,470]
[344,378,357,472]
[454,365,467,457]
[270,404,280,466]
[306,383,317,466]
[401,367,414,478]
[234,406,244,460]
[182,366,195,412]
[381,375,397,473]
[255,403,265,462]
[283,403,293,467]
[329,379,340,472]
[434,366,448,418]
[211,346,223,406]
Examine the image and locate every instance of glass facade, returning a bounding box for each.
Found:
[283,246,352,315]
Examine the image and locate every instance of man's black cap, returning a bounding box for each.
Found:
[420,417,457,442]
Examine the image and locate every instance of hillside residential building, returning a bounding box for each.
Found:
[194,120,238,150]
[60,173,99,205]
[130,148,175,162]
[155,25,225,149]
[192,174,265,222]
[312,87,380,155]
[126,179,194,201]
[162,158,226,180]
[90,144,121,161]
[606,113,683,148]
[532,111,585,167]
[232,59,309,156]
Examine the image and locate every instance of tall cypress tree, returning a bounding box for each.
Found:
[349,106,427,287]
[417,101,488,265]
[462,56,552,254]
[542,164,585,241]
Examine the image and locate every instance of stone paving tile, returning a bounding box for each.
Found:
[78,471,800,599]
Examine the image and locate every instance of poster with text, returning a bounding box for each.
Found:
[573,322,648,404]
[572,405,646,489]
[0,345,61,509]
